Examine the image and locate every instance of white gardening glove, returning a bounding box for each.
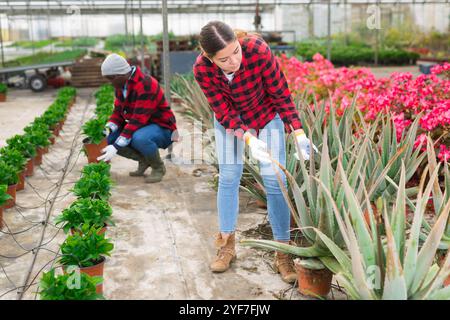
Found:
[103,122,118,137]
[97,145,118,162]
[245,133,271,164]
[294,129,318,161]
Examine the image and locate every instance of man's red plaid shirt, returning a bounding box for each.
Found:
[109,66,177,140]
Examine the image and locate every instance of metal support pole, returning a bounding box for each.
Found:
[162,0,171,104]
[0,14,5,67]
[327,0,331,61]
[139,0,144,70]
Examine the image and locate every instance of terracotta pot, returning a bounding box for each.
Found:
[63,257,105,294]
[33,147,44,166]
[294,260,333,298]
[52,127,60,137]
[49,135,56,145]
[0,93,6,102]
[439,254,450,287]
[84,139,108,164]
[5,184,17,209]
[0,206,3,229]
[70,225,107,236]
[43,146,49,154]
[255,199,267,209]
[24,158,34,177]
[16,171,25,191]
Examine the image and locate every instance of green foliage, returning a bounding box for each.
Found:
[59,224,114,268]
[0,147,27,171]
[0,83,7,94]
[81,162,111,177]
[105,34,149,51]
[0,160,19,186]
[10,39,55,49]
[24,123,52,148]
[4,50,86,67]
[72,172,113,201]
[0,184,12,207]
[82,117,108,145]
[38,268,103,300]
[55,37,98,48]
[55,198,114,234]
[295,41,419,66]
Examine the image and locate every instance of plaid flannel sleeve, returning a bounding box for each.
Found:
[260,42,302,132]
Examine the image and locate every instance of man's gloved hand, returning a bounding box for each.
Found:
[97,145,118,162]
[244,132,271,164]
[294,129,318,161]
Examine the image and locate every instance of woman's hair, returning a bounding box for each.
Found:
[199,21,259,58]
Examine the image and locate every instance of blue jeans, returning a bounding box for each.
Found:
[214,114,290,241]
[107,123,173,157]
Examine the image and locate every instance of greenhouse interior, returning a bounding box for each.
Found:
[0,0,449,304]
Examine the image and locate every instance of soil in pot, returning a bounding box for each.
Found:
[294,258,333,299]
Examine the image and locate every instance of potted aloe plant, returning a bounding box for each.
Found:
[82,117,109,163]
[6,135,37,177]
[55,198,114,235]
[0,160,19,209]
[0,83,7,102]
[0,147,27,191]
[312,162,450,300]
[38,268,103,300]
[0,184,12,229]
[59,224,114,294]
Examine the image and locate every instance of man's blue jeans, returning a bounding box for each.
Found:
[214,114,290,241]
[107,123,172,157]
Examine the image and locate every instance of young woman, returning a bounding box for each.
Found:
[193,21,316,283]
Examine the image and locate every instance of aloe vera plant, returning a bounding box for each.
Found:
[314,160,450,300]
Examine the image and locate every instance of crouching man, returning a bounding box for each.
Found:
[98,53,177,183]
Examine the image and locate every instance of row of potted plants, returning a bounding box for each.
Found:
[38,85,116,300]
[0,87,77,229]
[82,84,115,163]
[38,158,115,299]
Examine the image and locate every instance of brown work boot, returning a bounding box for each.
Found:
[210,232,236,273]
[274,251,297,284]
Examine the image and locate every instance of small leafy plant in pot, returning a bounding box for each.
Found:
[0,184,12,229]
[59,224,114,294]
[0,83,7,102]
[0,147,27,191]
[55,198,114,235]
[71,171,113,201]
[82,117,109,163]
[6,135,37,177]
[38,268,103,300]
[24,125,51,166]
[0,160,19,209]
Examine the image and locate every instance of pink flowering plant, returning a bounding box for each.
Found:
[280,54,450,163]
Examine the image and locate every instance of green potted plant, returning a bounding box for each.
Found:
[82,117,109,163]
[71,171,113,201]
[38,268,103,300]
[81,162,111,177]
[6,135,37,177]
[55,198,114,235]
[0,147,27,191]
[24,124,52,166]
[59,224,114,294]
[0,160,19,209]
[0,83,8,102]
[0,184,12,229]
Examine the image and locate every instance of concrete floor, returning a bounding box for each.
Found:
[0,87,345,300]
